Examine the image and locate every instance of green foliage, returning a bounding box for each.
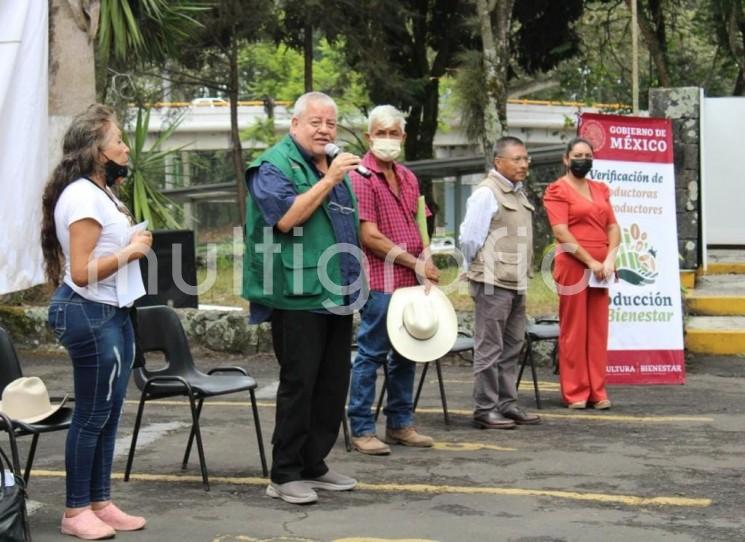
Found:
[449,50,487,147]
[335,123,368,156]
[238,38,370,156]
[533,1,738,106]
[340,1,477,160]
[98,0,208,63]
[241,117,281,160]
[173,1,278,71]
[512,0,585,74]
[239,40,369,113]
[450,1,586,149]
[120,109,184,229]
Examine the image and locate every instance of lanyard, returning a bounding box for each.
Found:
[82,176,135,225]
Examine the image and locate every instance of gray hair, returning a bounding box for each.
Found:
[292,91,338,119]
[368,104,406,133]
[493,136,526,160]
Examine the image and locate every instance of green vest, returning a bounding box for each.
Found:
[241,135,359,310]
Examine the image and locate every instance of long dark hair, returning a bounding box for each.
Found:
[41,104,116,285]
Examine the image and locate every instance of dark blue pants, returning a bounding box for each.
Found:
[347,291,416,437]
[48,284,134,508]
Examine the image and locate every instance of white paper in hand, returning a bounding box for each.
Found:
[115,221,148,307]
[588,273,613,289]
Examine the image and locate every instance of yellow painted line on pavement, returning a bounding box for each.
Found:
[125,400,713,423]
[212,536,431,542]
[431,442,515,452]
[213,537,318,542]
[124,399,276,408]
[537,412,713,422]
[30,470,711,508]
[414,407,713,423]
[438,379,561,390]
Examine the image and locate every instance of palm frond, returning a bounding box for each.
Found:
[121,107,185,230]
[98,0,210,63]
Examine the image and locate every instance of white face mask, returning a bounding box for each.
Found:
[370,138,402,162]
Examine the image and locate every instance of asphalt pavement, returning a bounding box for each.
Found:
[9,346,745,542]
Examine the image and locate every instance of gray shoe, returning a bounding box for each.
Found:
[303,469,357,491]
[265,481,318,504]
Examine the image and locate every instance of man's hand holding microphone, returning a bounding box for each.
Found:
[323,143,371,185]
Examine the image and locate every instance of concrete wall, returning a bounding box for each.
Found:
[649,87,701,269]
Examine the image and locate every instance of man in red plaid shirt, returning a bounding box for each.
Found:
[347,105,440,455]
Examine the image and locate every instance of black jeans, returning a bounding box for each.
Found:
[270,309,353,483]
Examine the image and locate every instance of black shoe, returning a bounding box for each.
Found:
[501,406,541,425]
[473,411,517,430]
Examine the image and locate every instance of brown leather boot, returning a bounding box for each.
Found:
[385,426,434,447]
[351,435,391,455]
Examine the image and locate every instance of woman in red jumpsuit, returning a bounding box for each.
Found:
[543,137,621,409]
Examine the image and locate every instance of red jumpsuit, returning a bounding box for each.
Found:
[543,177,617,406]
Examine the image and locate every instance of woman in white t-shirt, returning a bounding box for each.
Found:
[42,104,151,540]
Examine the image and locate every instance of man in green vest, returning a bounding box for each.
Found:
[243,92,364,504]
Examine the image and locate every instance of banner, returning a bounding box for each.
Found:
[0,1,48,295]
[579,113,685,384]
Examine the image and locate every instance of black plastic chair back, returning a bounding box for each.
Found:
[0,327,73,487]
[124,305,269,485]
[0,328,24,395]
[133,305,201,390]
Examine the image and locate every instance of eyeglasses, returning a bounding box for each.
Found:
[498,155,532,164]
[328,201,355,215]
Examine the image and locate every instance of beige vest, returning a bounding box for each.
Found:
[467,171,535,291]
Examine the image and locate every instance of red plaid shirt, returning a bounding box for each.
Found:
[351,152,429,293]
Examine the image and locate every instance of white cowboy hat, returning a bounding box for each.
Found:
[0,377,68,424]
[386,285,458,363]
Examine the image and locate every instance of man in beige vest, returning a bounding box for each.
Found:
[459,136,541,429]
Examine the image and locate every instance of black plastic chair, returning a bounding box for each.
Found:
[0,326,73,485]
[123,306,268,491]
[516,318,560,409]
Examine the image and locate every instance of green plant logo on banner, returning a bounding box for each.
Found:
[616,223,659,286]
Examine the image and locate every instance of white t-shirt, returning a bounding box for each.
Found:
[54,178,145,307]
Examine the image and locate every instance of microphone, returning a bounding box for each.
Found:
[324,143,372,178]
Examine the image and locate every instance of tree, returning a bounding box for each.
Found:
[97,0,204,66]
[322,1,476,229]
[625,0,672,87]
[476,0,515,160]
[49,0,205,176]
[332,1,476,161]
[276,0,349,93]
[164,1,278,225]
[543,1,734,105]
[454,0,583,160]
[239,40,368,112]
[708,0,745,94]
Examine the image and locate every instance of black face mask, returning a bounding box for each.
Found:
[104,160,128,187]
[569,158,593,178]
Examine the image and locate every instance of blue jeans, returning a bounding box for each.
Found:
[48,284,134,508]
[348,291,416,436]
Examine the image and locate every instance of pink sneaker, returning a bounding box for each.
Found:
[93,503,146,532]
[60,509,116,540]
